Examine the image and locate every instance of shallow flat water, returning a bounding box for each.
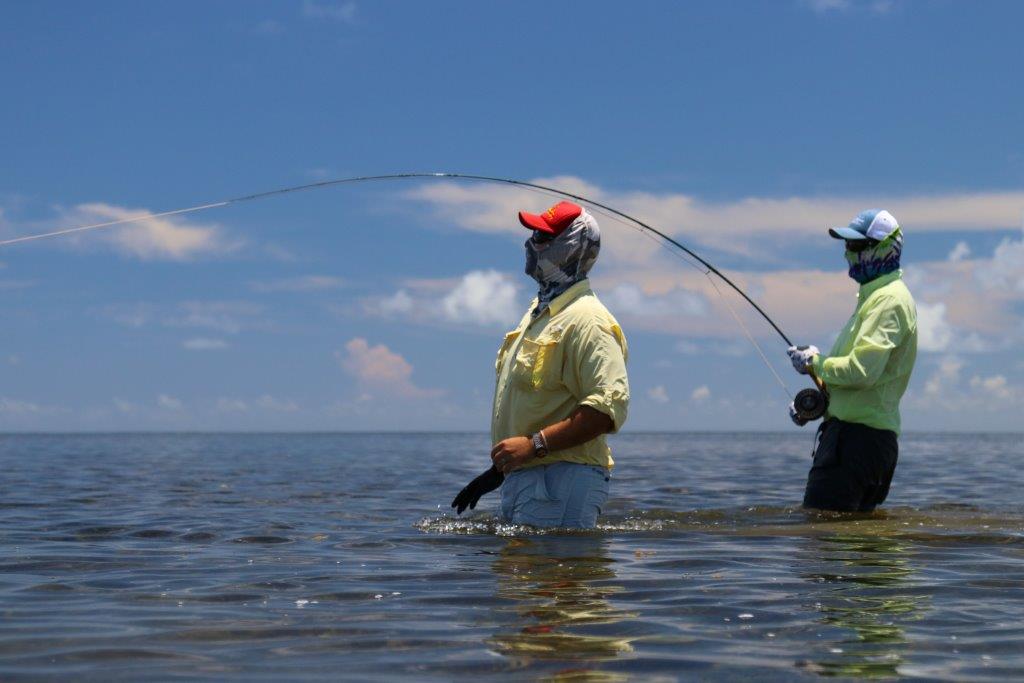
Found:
[0,432,1022,681]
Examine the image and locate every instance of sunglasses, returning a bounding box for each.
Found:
[845,238,879,253]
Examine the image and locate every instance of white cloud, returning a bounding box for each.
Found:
[302,0,356,22]
[647,385,670,404]
[601,283,707,319]
[352,248,1023,357]
[441,270,520,327]
[0,397,43,415]
[408,176,1024,258]
[157,394,183,411]
[674,340,700,354]
[61,203,236,261]
[101,303,153,328]
[691,385,711,402]
[916,301,953,352]
[911,355,1019,418]
[337,337,440,399]
[168,301,264,334]
[182,337,229,351]
[113,398,137,413]
[215,394,298,413]
[254,394,299,412]
[250,275,345,292]
[948,241,971,262]
[594,265,855,340]
[103,301,265,334]
[376,289,414,316]
[672,338,750,357]
[969,374,1013,400]
[404,177,1024,350]
[896,234,1024,351]
[923,355,963,398]
[977,230,1024,293]
[363,271,522,329]
[216,398,248,412]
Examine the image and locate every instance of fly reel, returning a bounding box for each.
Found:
[793,368,829,422]
[793,386,828,421]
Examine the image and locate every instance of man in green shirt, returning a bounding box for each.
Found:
[787,209,918,512]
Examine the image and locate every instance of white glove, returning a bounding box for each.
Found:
[788,402,808,427]
[787,345,819,375]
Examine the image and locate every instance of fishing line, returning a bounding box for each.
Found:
[0,173,793,339]
[595,211,789,397]
[628,221,790,396]
[586,204,710,276]
[705,276,792,398]
[0,172,801,394]
[0,201,231,246]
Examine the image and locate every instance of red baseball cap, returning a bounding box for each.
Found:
[518,200,583,236]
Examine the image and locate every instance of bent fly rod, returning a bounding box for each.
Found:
[0,172,828,418]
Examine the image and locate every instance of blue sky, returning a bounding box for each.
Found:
[1,0,1022,431]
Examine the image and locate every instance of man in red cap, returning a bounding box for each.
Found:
[451,201,630,528]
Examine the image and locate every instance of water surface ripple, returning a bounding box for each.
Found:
[0,432,1021,680]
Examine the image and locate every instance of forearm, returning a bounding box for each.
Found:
[490,406,615,474]
[540,405,614,452]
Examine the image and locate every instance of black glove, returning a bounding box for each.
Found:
[451,466,505,515]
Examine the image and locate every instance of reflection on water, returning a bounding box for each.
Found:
[802,522,928,678]
[489,536,635,675]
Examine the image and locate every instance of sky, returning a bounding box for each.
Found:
[1,0,1022,432]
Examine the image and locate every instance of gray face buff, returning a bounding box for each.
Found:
[524,210,601,312]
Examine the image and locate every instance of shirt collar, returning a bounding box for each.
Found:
[858,269,902,300]
[528,279,592,318]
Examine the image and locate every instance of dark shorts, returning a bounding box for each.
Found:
[803,418,899,513]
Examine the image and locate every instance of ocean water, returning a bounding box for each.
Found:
[0,432,1022,681]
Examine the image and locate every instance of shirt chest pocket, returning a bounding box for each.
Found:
[511,329,565,391]
[495,331,520,376]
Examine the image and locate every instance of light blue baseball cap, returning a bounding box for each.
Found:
[829,209,899,241]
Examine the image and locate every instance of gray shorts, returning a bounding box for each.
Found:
[500,460,611,529]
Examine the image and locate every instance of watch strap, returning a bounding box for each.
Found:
[531,432,548,458]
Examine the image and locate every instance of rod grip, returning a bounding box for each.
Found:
[808,365,827,395]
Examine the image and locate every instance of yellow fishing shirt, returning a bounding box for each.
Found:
[811,270,918,435]
[491,279,629,470]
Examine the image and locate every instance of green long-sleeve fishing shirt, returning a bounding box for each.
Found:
[811,269,918,435]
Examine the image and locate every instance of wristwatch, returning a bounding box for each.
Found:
[531,431,549,459]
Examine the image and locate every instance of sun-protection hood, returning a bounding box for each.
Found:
[845,228,903,284]
[525,209,601,312]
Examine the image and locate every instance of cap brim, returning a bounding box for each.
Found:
[829,227,869,240]
[518,211,555,233]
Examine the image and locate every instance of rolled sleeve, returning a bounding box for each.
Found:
[567,321,630,433]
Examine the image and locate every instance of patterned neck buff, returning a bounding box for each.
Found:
[845,228,903,284]
[524,210,601,313]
